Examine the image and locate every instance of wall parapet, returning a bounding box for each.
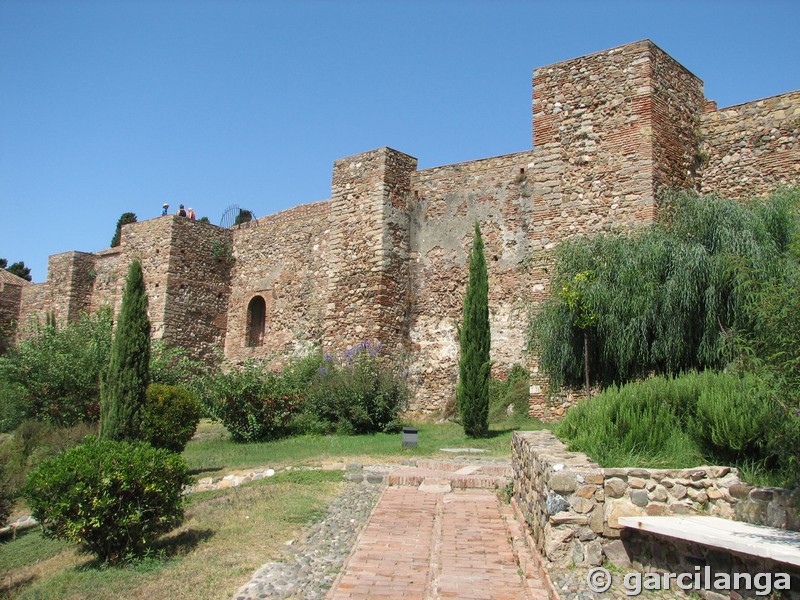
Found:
[512,430,800,570]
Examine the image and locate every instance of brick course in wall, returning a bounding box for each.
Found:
[3,39,798,417]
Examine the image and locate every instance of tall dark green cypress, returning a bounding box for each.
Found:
[457,223,491,437]
[110,212,137,248]
[100,260,151,442]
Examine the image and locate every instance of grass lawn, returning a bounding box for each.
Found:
[184,416,551,476]
[1,416,548,599]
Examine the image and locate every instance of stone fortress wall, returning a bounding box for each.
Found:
[3,40,799,417]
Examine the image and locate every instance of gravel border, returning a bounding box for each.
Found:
[233,478,384,600]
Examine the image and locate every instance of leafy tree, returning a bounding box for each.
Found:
[529,189,799,390]
[457,223,491,437]
[110,212,137,248]
[736,209,800,435]
[560,271,598,397]
[1,259,32,281]
[0,308,113,428]
[100,260,151,442]
[234,209,253,226]
[198,216,210,224]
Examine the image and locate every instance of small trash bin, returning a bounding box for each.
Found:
[402,427,418,449]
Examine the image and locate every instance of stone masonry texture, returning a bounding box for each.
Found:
[3,40,799,417]
[512,430,800,573]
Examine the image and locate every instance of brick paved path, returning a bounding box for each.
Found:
[327,484,550,599]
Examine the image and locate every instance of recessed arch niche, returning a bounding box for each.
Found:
[245,295,267,347]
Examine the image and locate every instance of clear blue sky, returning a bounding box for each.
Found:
[2,0,798,282]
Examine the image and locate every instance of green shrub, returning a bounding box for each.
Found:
[23,438,188,564]
[0,457,13,525]
[0,379,27,433]
[302,342,408,435]
[690,374,771,462]
[99,260,151,443]
[0,420,96,497]
[530,189,800,390]
[142,384,201,453]
[557,374,703,468]
[557,370,799,482]
[457,223,491,438]
[149,341,207,388]
[281,349,325,395]
[0,308,113,426]
[488,364,530,423]
[201,361,299,442]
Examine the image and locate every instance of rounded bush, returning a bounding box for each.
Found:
[304,343,408,435]
[202,362,299,443]
[142,384,201,453]
[22,438,189,564]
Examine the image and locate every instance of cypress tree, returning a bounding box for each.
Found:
[457,222,491,437]
[110,212,137,248]
[100,260,151,442]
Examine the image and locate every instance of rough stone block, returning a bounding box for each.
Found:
[670,484,688,500]
[602,539,632,568]
[551,512,589,525]
[645,503,667,516]
[544,527,575,569]
[629,489,649,507]
[605,498,644,528]
[585,540,603,566]
[650,485,668,502]
[549,471,578,493]
[604,477,627,498]
[589,506,605,533]
[546,491,571,515]
[728,483,753,499]
[570,496,595,514]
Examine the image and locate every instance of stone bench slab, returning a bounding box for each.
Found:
[619,515,800,567]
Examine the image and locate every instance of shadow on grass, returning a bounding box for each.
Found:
[0,524,38,544]
[470,430,509,439]
[153,528,215,558]
[72,528,217,571]
[1,573,37,598]
[187,466,224,476]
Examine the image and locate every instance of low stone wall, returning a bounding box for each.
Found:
[511,430,800,569]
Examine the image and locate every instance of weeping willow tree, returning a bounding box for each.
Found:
[529,188,800,390]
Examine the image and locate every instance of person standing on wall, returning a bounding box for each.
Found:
[162,203,169,216]
[177,204,187,217]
